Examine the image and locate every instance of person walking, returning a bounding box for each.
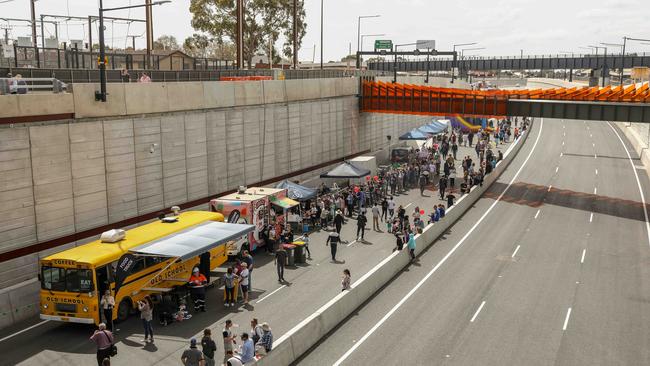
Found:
[341,269,351,291]
[138,296,154,343]
[200,329,217,366]
[274,245,287,283]
[371,203,381,231]
[326,231,340,262]
[90,323,114,366]
[407,232,417,262]
[356,211,368,240]
[181,338,205,366]
[387,196,396,218]
[100,290,115,331]
[439,175,448,200]
[223,267,237,307]
[334,210,344,234]
[381,197,388,222]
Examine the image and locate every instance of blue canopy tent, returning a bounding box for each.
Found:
[398,128,429,140]
[275,180,318,201]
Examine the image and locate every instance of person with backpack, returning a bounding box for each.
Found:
[200,329,217,366]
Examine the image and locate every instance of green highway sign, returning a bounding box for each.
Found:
[374,40,393,50]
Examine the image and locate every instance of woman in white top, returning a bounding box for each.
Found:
[100,290,115,331]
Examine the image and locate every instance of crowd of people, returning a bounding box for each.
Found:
[91,118,528,366]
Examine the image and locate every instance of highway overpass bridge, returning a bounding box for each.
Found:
[360,81,650,123]
[367,53,650,72]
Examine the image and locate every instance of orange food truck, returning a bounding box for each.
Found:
[210,187,299,255]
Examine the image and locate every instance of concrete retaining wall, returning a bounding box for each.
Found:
[256,120,532,365]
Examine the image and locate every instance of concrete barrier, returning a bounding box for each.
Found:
[256,122,533,365]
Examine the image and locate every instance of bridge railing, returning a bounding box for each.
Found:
[0,77,67,95]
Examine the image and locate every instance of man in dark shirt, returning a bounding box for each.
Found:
[326,232,340,262]
[200,329,217,366]
[274,246,287,282]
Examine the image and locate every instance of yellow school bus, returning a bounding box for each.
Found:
[38,211,241,325]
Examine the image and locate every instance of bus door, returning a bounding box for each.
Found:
[200,252,211,283]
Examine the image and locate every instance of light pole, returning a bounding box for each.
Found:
[30,0,38,67]
[97,0,170,102]
[619,37,650,86]
[460,47,485,81]
[359,34,385,68]
[588,45,607,86]
[393,42,418,83]
[356,15,380,68]
[320,0,323,69]
[451,42,477,83]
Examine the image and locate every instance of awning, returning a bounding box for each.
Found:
[398,128,429,140]
[269,196,300,209]
[275,180,317,201]
[320,161,371,178]
[129,221,254,260]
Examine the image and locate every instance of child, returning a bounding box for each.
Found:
[303,233,311,259]
[341,269,351,291]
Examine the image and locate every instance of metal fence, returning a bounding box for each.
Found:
[0,66,378,84]
[0,44,234,70]
[0,77,67,95]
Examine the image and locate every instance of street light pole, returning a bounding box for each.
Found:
[97,0,170,102]
[30,0,39,67]
[356,15,380,69]
[451,42,477,83]
[320,0,323,70]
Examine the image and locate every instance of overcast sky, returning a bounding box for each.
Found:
[2,0,649,62]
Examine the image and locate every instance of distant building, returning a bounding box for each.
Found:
[121,49,196,70]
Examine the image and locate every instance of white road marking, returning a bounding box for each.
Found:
[560,152,564,157]
[331,119,546,366]
[563,307,572,331]
[470,301,486,322]
[511,245,521,258]
[548,185,553,192]
[562,141,565,146]
[346,240,358,247]
[590,134,593,138]
[580,249,586,264]
[635,164,645,170]
[589,212,593,223]
[563,132,566,137]
[594,154,597,159]
[594,187,597,195]
[595,169,598,175]
[0,320,49,343]
[534,209,540,219]
[256,285,287,304]
[592,143,595,147]
[607,122,650,249]
[555,166,559,173]
[404,202,413,209]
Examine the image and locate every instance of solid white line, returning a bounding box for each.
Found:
[555,166,559,173]
[255,285,287,304]
[594,187,597,195]
[580,249,586,264]
[0,320,49,343]
[589,212,593,223]
[511,245,521,258]
[470,301,486,322]
[346,239,358,247]
[563,307,572,330]
[548,185,553,192]
[331,120,545,366]
[595,169,598,175]
[607,122,650,249]
[404,202,413,209]
[534,209,540,219]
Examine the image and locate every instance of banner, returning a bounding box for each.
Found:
[113,253,137,295]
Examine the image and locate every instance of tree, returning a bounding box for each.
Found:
[183,34,211,58]
[341,54,357,62]
[153,35,180,51]
[189,0,307,68]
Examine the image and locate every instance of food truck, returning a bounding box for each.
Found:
[210,187,299,255]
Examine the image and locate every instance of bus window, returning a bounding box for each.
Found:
[130,258,146,274]
[65,269,94,292]
[145,256,164,267]
[42,267,66,291]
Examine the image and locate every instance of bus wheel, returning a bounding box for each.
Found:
[117,299,131,322]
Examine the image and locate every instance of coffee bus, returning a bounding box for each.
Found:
[39,211,253,325]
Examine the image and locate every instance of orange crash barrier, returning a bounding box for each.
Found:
[360,81,650,118]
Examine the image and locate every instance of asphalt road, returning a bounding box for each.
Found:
[296,118,650,366]
[0,142,494,365]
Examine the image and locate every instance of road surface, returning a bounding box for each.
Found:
[296,118,650,366]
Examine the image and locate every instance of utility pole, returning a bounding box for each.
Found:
[292,0,298,69]
[320,0,323,70]
[236,0,244,69]
[128,35,137,50]
[145,0,153,69]
[30,0,39,66]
